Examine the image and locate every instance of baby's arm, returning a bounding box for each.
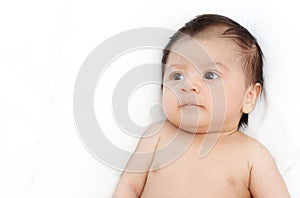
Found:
[248,142,290,198]
[113,123,163,198]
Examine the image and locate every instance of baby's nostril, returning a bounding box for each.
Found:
[191,87,200,93]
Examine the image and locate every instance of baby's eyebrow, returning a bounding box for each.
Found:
[167,62,228,71]
[166,63,186,69]
[208,62,228,70]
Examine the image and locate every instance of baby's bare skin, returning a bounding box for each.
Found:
[113,121,290,198]
[141,121,252,198]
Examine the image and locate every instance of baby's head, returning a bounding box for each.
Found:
[161,14,263,133]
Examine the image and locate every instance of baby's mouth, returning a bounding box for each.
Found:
[180,102,203,108]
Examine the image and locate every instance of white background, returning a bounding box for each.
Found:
[1,0,300,197]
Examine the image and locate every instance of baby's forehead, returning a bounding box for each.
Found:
[171,26,240,52]
[168,36,242,67]
[166,44,213,70]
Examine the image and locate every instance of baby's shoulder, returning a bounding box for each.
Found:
[230,131,263,147]
[232,132,274,164]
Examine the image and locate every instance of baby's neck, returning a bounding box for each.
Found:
[179,125,238,135]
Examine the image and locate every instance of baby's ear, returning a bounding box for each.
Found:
[242,83,262,114]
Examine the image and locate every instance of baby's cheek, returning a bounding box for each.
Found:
[223,88,245,120]
[162,89,180,119]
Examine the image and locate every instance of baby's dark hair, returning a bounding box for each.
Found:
[161,14,264,129]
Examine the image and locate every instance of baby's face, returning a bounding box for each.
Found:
[162,36,248,133]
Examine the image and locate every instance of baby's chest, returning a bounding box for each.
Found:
[146,145,251,196]
[152,151,248,184]
[144,155,250,198]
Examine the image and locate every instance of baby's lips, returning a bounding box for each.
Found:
[180,101,204,108]
[176,93,205,107]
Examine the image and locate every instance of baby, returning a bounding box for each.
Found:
[113,14,290,197]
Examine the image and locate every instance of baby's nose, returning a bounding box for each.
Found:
[180,81,201,93]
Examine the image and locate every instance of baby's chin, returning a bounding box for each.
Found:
[177,125,203,134]
[167,117,224,134]
[167,118,205,134]
[165,110,225,133]
[166,111,205,133]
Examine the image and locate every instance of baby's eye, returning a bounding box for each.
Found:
[203,71,220,80]
[171,72,184,81]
